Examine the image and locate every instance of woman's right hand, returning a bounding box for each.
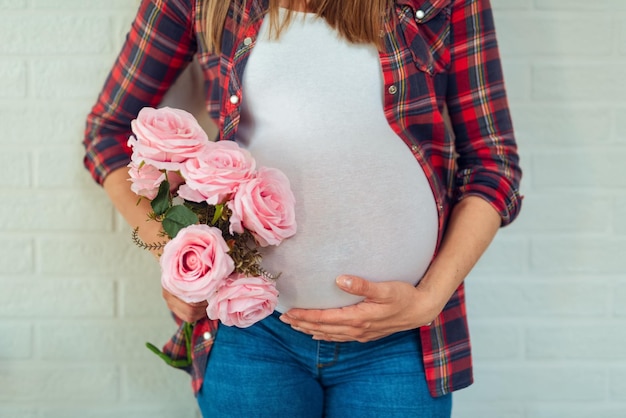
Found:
[162,288,208,323]
[101,169,208,323]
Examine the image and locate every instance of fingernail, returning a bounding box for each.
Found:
[337,276,352,288]
[279,314,289,323]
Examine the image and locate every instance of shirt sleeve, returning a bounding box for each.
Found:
[445,0,522,226]
[83,0,198,185]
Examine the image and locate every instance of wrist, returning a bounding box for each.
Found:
[415,274,457,318]
[135,223,169,259]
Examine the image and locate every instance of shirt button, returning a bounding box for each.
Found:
[203,331,212,340]
[229,95,239,105]
[388,85,398,95]
[411,145,419,152]
[416,9,425,20]
[243,37,253,46]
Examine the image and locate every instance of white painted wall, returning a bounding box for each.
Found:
[0,1,624,417]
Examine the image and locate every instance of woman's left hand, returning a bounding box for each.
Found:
[279,275,444,342]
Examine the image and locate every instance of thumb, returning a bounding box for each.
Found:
[336,275,376,297]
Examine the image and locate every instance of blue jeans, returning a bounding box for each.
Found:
[197,311,452,417]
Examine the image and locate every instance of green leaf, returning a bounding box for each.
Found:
[145,342,191,368]
[211,204,224,225]
[162,205,199,238]
[145,321,194,369]
[151,181,171,216]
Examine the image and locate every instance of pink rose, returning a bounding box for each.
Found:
[127,160,165,200]
[229,167,297,246]
[206,274,278,328]
[167,171,186,193]
[160,224,235,303]
[128,107,209,171]
[127,157,186,200]
[178,141,256,204]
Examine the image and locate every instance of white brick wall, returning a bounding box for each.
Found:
[1,1,624,417]
[455,0,626,416]
[0,1,198,417]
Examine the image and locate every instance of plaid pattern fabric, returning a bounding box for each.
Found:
[84,0,522,398]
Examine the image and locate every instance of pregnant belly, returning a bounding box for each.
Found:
[253,153,439,312]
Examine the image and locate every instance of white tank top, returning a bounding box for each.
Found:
[237,10,438,311]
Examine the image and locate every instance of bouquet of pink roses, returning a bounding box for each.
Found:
[127,106,296,328]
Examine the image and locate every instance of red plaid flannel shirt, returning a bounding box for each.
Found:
[84,0,522,397]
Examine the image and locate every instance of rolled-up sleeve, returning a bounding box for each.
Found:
[83,0,197,185]
[446,0,522,226]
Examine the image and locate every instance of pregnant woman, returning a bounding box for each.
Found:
[83,1,522,417]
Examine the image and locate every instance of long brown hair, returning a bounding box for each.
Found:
[201,0,392,53]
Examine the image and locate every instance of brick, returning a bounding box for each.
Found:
[0,15,111,54]
[115,212,130,232]
[0,407,38,418]
[40,320,178,361]
[0,150,31,187]
[613,284,626,316]
[508,192,611,233]
[40,405,199,418]
[527,325,626,360]
[32,58,114,99]
[532,150,626,188]
[38,235,156,276]
[468,234,527,275]
[0,322,32,359]
[0,238,33,274]
[0,0,27,9]
[466,280,608,318]
[492,0,531,10]
[622,22,626,55]
[512,105,612,146]
[526,406,626,418]
[0,279,114,318]
[0,60,26,98]
[501,59,530,101]
[611,368,626,400]
[35,146,98,189]
[451,403,523,418]
[123,364,197,402]
[469,323,521,360]
[535,0,626,9]
[32,0,139,9]
[0,104,94,146]
[495,15,611,57]
[0,365,119,401]
[121,278,172,318]
[458,366,606,401]
[617,109,626,142]
[0,191,114,232]
[531,237,626,274]
[533,65,626,101]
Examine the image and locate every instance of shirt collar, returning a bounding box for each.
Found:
[394,0,451,20]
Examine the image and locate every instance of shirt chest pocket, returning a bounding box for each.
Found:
[396,0,451,75]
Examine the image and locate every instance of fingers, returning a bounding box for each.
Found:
[283,318,384,343]
[280,306,380,342]
[336,275,372,297]
[336,275,393,301]
[280,280,426,342]
[162,288,207,323]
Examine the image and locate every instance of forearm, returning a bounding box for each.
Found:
[103,167,167,256]
[418,196,501,312]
